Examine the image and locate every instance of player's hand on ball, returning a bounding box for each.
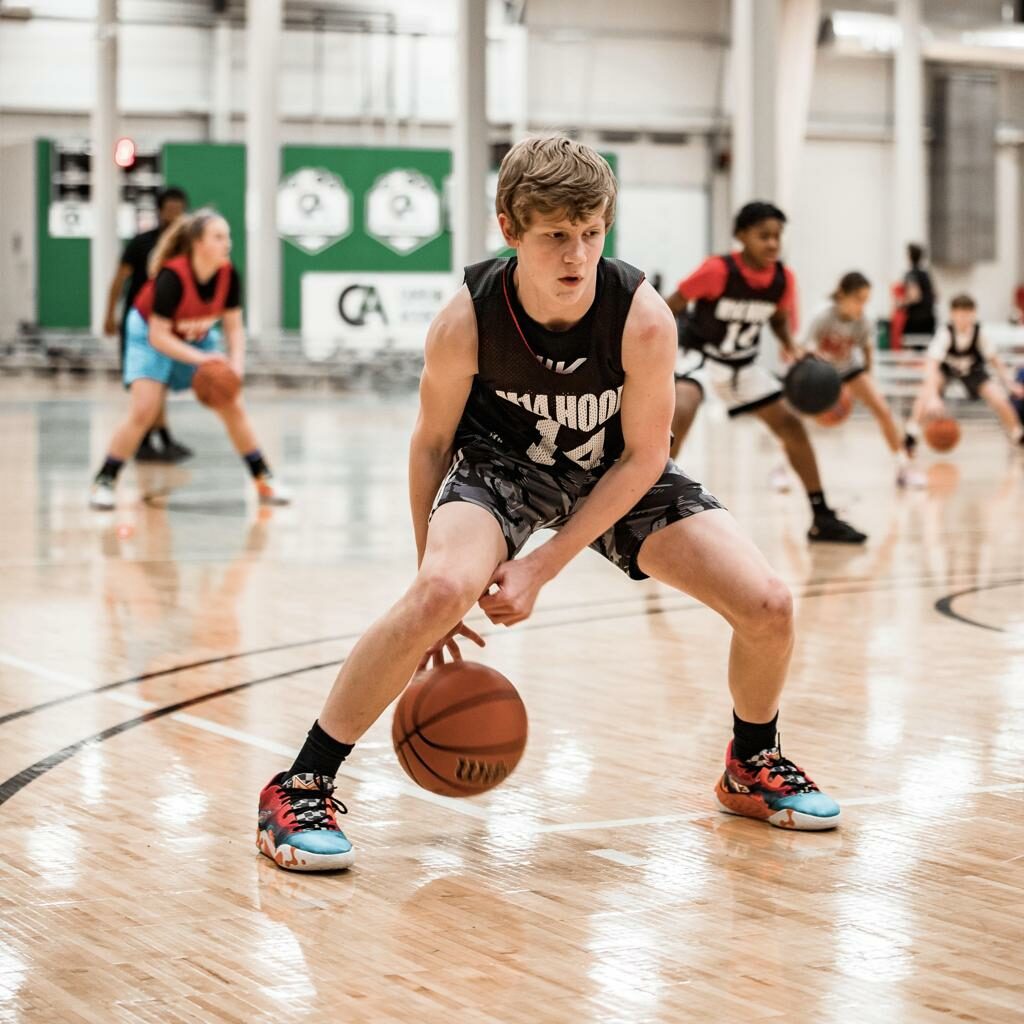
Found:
[417,621,485,672]
[479,558,545,627]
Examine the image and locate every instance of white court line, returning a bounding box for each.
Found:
[590,849,647,867]
[108,690,490,819]
[532,782,1024,834]
[10,652,1024,833]
[0,652,97,691]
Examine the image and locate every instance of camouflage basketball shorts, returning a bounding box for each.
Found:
[432,441,723,580]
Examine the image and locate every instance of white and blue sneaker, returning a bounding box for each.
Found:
[715,742,841,831]
[257,773,354,871]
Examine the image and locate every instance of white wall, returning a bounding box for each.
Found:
[0,143,37,339]
[787,136,893,326]
[930,145,1021,320]
[2,1,1022,327]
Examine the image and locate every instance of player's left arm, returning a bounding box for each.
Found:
[859,319,874,372]
[221,307,246,379]
[981,333,1022,396]
[770,269,804,360]
[479,282,674,627]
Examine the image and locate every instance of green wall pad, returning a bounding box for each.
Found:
[162,143,247,284]
[36,139,90,329]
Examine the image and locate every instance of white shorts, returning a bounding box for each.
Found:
[676,351,783,418]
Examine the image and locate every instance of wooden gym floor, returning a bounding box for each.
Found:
[0,379,1022,1023]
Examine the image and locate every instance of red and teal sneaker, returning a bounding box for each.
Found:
[257,772,355,871]
[714,742,841,831]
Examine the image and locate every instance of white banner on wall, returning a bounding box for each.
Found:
[48,201,141,239]
[301,271,456,359]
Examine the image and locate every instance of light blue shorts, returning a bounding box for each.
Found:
[122,308,224,392]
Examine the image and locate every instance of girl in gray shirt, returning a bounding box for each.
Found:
[806,272,923,488]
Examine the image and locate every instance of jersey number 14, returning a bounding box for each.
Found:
[527,420,606,471]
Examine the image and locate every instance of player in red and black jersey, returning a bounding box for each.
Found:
[89,209,289,510]
[254,138,840,873]
[667,202,867,545]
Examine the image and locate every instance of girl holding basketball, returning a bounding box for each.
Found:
[806,271,924,488]
[89,209,289,509]
[908,293,1024,448]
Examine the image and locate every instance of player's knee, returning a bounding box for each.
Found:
[410,571,478,623]
[740,575,793,636]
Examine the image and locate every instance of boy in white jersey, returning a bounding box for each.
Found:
[909,294,1024,447]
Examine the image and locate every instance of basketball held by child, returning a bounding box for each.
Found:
[784,358,842,415]
[924,415,960,453]
[193,359,241,409]
[815,387,853,427]
[392,662,528,797]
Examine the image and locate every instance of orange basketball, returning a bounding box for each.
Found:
[193,360,241,409]
[392,662,528,797]
[815,387,853,427]
[924,416,960,452]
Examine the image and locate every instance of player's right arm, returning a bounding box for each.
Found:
[409,286,478,567]
[104,262,132,336]
[919,332,948,414]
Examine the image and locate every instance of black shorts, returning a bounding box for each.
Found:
[431,441,723,580]
[941,367,989,400]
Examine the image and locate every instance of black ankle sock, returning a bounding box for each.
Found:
[243,449,270,479]
[288,720,354,779]
[808,490,831,518]
[158,427,172,447]
[96,456,124,483]
[733,711,779,762]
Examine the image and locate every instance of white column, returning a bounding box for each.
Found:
[776,0,820,212]
[245,0,281,339]
[895,0,927,276]
[210,16,233,142]
[730,0,755,210]
[90,0,118,336]
[750,0,780,200]
[453,0,488,272]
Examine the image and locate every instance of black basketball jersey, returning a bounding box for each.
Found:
[458,256,645,481]
[680,254,787,366]
[940,323,984,378]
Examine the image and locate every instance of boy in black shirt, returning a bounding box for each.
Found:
[102,187,192,461]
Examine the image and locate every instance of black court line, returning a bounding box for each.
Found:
[0,632,364,726]
[933,578,1024,634]
[0,660,341,807]
[6,567,1020,727]
[6,573,1024,811]
[1,571,989,809]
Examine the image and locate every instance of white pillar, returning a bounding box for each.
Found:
[895,0,927,276]
[245,0,281,339]
[731,0,781,207]
[211,16,233,142]
[90,0,118,337]
[776,0,820,213]
[453,0,488,272]
[730,0,755,210]
[750,0,779,200]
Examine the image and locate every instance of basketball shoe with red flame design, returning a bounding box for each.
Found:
[257,772,354,871]
[715,742,841,830]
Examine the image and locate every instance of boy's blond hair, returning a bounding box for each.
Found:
[495,135,617,238]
